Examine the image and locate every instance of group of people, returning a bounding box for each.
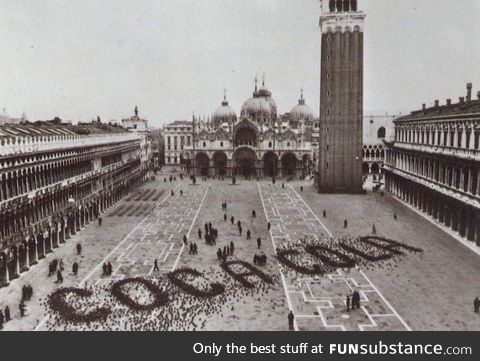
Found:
[0,306,10,329]
[48,258,64,276]
[200,222,219,246]
[189,243,198,255]
[216,241,235,263]
[346,290,361,311]
[102,262,113,276]
[0,284,29,329]
[253,254,267,266]
[164,175,179,183]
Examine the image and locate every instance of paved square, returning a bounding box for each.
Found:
[1,178,479,331]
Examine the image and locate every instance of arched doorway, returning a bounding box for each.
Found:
[371,163,379,174]
[8,247,18,279]
[19,242,28,271]
[302,154,310,177]
[281,152,297,177]
[234,121,258,147]
[234,147,256,178]
[195,152,210,177]
[263,152,278,177]
[0,253,8,286]
[37,232,45,259]
[213,151,228,176]
[362,162,369,174]
[28,237,37,265]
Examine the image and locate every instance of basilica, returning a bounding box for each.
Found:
[182,77,318,179]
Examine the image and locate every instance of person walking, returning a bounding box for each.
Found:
[72,262,79,276]
[257,237,261,249]
[98,216,102,226]
[4,306,10,322]
[153,259,159,272]
[288,311,295,331]
[474,297,480,313]
[19,302,25,317]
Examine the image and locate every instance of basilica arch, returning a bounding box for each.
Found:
[281,152,297,177]
[302,154,311,178]
[234,119,258,147]
[234,147,257,178]
[195,152,210,177]
[213,151,228,177]
[263,151,278,177]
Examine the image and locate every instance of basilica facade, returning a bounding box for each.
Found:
[182,78,317,179]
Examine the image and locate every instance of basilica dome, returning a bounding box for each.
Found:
[213,92,236,128]
[290,91,314,123]
[241,96,271,120]
[240,76,277,123]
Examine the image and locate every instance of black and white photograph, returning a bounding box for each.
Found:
[1,0,480,335]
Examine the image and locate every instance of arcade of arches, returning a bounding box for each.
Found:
[0,144,149,288]
[186,150,310,179]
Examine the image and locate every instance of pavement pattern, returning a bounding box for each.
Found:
[258,183,411,331]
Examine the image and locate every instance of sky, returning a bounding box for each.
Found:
[1,0,479,128]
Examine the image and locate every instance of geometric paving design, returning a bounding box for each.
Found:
[81,184,210,287]
[258,183,410,331]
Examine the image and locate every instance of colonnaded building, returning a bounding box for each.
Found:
[384,83,480,247]
[167,79,318,179]
[0,118,151,286]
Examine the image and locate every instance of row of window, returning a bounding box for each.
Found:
[396,126,480,150]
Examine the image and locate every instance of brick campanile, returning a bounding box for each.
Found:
[317,0,365,194]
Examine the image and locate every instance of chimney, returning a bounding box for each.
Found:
[422,103,426,110]
[446,99,451,106]
[459,97,465,104]
[434,100,439,107]
[466,83,472,102]
[477,91,480,100]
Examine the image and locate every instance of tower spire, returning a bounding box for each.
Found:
[299,88,305,105]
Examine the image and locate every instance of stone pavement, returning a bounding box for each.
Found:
[2,177,480,331]
[258,183,411,331]
[292,181,480,331]
[81,183,209,286]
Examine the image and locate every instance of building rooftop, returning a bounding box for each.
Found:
[165,120,192,127]
[0,119,128,138]
[395,83,480,123]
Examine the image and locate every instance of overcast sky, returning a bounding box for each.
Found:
[1,0,479,127]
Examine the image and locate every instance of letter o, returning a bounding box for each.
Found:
[193,343,203,354]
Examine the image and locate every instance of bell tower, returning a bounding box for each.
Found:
[317,0,365,193]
